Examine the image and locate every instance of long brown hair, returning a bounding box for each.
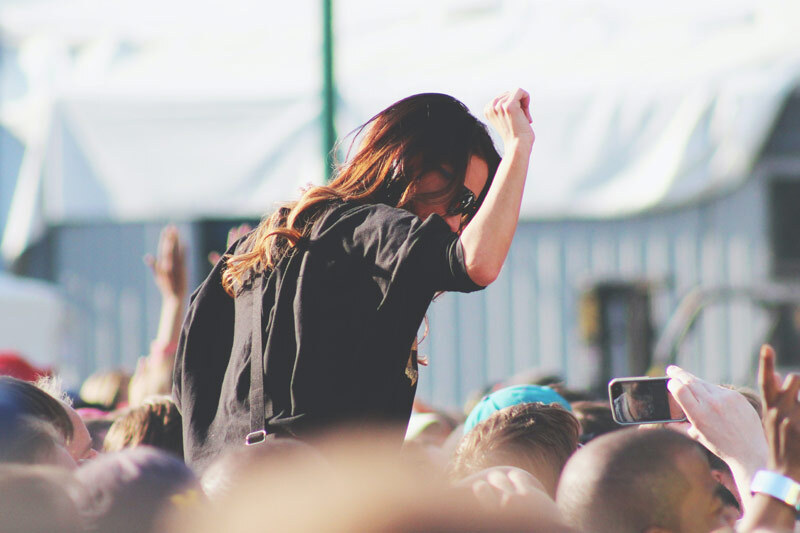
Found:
[222,93,500,296]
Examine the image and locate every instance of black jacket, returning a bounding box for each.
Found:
[173,202,483,471]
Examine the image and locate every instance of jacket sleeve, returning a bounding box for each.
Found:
[334,204,484,294]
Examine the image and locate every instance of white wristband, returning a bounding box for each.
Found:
[751,470,800,512]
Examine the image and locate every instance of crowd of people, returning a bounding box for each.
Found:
[2,90,800,532]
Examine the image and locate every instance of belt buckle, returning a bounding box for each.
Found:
[245,429,267,446]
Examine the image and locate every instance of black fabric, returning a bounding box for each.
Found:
[173,202,483,471]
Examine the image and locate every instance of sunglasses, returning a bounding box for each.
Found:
[445,185,479,220]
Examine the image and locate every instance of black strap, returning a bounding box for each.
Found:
[245,274,267,445]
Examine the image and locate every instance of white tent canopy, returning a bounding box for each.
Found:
[0,272,64,369]
[1,0,800,260]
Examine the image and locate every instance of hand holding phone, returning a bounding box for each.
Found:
[665,365,766,463]
[608,377,686,425]
[666,364,768,515]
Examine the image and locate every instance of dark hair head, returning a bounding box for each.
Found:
[570,401,621,444]
[557,428,705,533]
[335,93,500,211]
[103,396,182,458]
[0,376,73,444]
[449,402,580,496]
[222,93,500,295]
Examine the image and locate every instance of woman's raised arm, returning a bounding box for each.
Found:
[459,88,534,287]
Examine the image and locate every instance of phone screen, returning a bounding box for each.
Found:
[608,377,686,424]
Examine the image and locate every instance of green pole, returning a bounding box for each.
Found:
[322,0,336,183]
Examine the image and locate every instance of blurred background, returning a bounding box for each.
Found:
[0,0,799,408]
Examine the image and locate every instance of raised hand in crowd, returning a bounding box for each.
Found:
[459,465,547,508]
[207,223,252,266]
[453,466,574,532]
[130,225,188,406]
[738,345,800,533]
[665,365,767,515]
[759,346,800,488]
[144,224,187,304]
[143,225,187,358]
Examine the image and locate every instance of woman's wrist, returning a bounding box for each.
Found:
[503,138,534,157]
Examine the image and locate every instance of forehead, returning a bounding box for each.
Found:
[415,156,489,196]
[464,156,489,195]
[414,170,451,195]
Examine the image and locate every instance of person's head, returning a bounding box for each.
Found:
[570,400,621,444]
[0,376,73,448]
[464,384,573,434]
[79,369,130,409]
[103,396,182,458]
[449,403,580,497]
[74,447,201,533]
[0,413,76,470]
[334,93,500,232]
[222,93,500,295]
[556,428,725,533]
[34,374,99,463]
[0,465,83,533]
[0,375,98,464]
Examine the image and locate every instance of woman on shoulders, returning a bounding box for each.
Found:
[174,89,534,471]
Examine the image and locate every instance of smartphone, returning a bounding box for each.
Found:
[608,376,686,425]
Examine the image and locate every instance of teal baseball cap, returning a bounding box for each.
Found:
[464,384,572,434]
